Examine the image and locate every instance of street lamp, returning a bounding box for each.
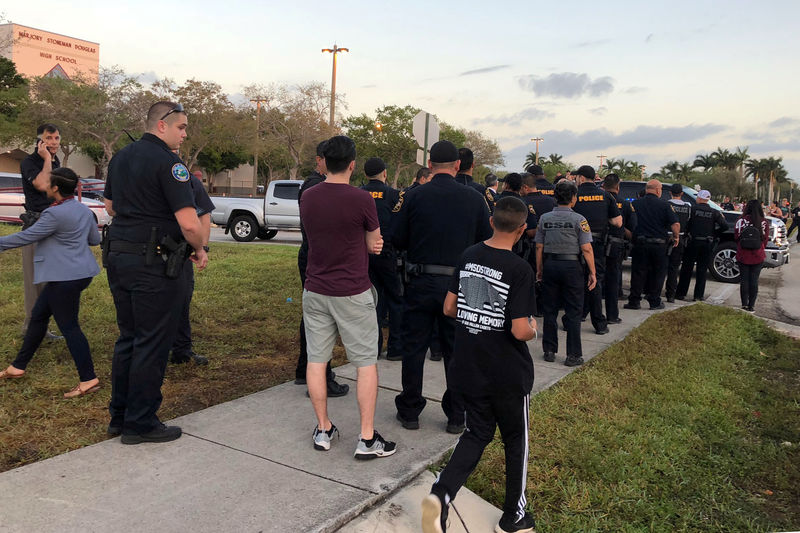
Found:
[322,44,349,127]
[597,154,607,171]
[530,137,543,164]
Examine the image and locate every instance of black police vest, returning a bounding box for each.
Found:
[574,184,609,236]
[689,204,720,239]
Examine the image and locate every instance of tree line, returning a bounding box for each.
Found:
[0,58,503,192]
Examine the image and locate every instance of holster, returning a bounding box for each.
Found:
[159,234,192,279]
[20,211,41,230]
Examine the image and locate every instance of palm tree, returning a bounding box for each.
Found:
[676,163,694,183]
[524,151,538,168]
[693,153,716,171]
[711,147,738,170]
[546,153,563,165]
[660,160,681,179]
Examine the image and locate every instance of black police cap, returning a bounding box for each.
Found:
[364,157,386,177]
[429,140,459,163]
[526,164,545,176]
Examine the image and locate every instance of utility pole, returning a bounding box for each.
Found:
[250,97,267,197]
[597,154,607,171]
[530,137,543,164]
[322,44,349,127]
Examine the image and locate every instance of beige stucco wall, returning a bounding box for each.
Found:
[0,23,99,81]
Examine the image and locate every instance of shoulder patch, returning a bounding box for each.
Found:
[528,204,536,215]
[171,163,190,182]
[392,191,405,213]
[580,219,591,233]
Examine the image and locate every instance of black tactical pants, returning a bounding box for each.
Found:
[675,240,714,300]
[628,241,669,308]
[170,260,195,361]
[395,274,462,425]
[107,252,185,434]
[604,247,623,321]
[542,259,583,357]
[664,240,686,300]
[582,242,607,331]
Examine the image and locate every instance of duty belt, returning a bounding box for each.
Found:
[417,264,456,276]
[544,253,580,261]
[608,236,626,244]
[643,238,666,244]
[591,231,605,239]
[692,236,715,242]
[109,240,160,255]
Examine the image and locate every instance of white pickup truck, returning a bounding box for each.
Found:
[210,180,301,242]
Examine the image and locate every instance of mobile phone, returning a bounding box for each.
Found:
[35,137,42,147]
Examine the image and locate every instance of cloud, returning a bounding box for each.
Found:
[460,65,510,76]
[645,33,654,43]
[136,71,160,84]
[501,123,729,167]
[517,72,614,99]
[589,107,607,116]
[575,38,612,48]
[472,107,555,127]
[622,86,648,94]
[767,117,799,129]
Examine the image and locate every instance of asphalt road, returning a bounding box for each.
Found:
[209,226,301,246]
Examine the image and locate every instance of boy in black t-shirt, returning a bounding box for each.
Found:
[421,197,537,533]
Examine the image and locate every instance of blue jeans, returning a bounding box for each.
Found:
[13,277,95,381]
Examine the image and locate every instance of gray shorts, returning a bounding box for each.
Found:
[302,287,379,368]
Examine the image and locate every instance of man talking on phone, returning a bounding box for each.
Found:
[19,124,62,337]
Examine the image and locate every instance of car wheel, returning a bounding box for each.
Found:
[230,215,258,242]
[257,229,278,240]
[710,242,741,283]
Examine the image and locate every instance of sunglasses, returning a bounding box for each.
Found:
[160,103,184,121]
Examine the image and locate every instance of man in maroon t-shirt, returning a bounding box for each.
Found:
[299,135,397,460]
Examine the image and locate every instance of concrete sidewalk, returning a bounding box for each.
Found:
[0,296,793,532]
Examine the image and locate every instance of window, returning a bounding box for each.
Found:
[273,183,300,200]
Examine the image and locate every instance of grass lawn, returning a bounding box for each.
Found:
[461,304,799,532]
[0,224,348,473]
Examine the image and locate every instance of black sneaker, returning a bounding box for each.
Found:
[595,327,609,335]
[121,424,182,445]
[607,317,622,324]
[495,511,536,533]
[421,490,449,533]
[429,351,443,361]
[396,412,419,430]
[564,356,584,367]
[649,303,665,310]
[446,421,465,434]
[327,378,349,397]
[623,303,641,310]
[354,430,397,460]
[107,424,122,437]
[543,351,555,362]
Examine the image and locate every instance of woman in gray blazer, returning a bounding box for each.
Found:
[0,167,102,398]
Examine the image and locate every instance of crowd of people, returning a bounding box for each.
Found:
[0,103,790,533]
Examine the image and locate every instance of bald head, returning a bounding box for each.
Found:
[645,179,662,194]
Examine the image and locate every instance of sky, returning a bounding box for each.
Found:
[5,0,800,178]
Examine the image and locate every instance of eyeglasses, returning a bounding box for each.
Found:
[160,103,184,121]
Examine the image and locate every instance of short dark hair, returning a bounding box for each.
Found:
[315,140,328,158]
[485,173,498,187]
[493,196,527,232]
[37,123,59,135]
[520,172,536,189]
[322,135,356,173]
[146,101,184,130]
[554,180,577,205]
[416,167,431,181]
[49,167,79,196]
[458,147,474,172]
[603,173,620,190]
[503,172,522,192]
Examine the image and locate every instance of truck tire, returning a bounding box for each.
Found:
[710,241,741,283]
[258,229,278,240]
[230,214,258,242]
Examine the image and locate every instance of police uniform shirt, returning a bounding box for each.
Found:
[361,179,400,238]
[608,191,636,238]
[688,203,728,239]
[189,175,215,216]
[631,193,678,239]
[104,132,195,243]
[525,191,556,218]
[534,206,592,253]
[518,194,540,232]
[535,177,555,196]
[668,198,691,235]
[20,150,60,213]
[392,173,491,266]
[455,173,486,196]
[574,182,620,235]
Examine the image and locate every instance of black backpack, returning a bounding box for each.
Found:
[739,224,762,250]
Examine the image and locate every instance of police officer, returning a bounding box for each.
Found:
[602,173,636,323]
[484,173,498,206]
[675,190,729,301]
[361,157,402,359]
[19,124,62,338]
[455,147,493,214]
[104,101,208,444]
[405,166,432,192]
[535,180,596,366]
[392,140,491,433]
[527,164,555,197]
[664,183,691,303]
[521,170,556,316]
[169,170,214,366]
[624,180,679,310]
[572,166,621,334]
[294,141,349,396]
